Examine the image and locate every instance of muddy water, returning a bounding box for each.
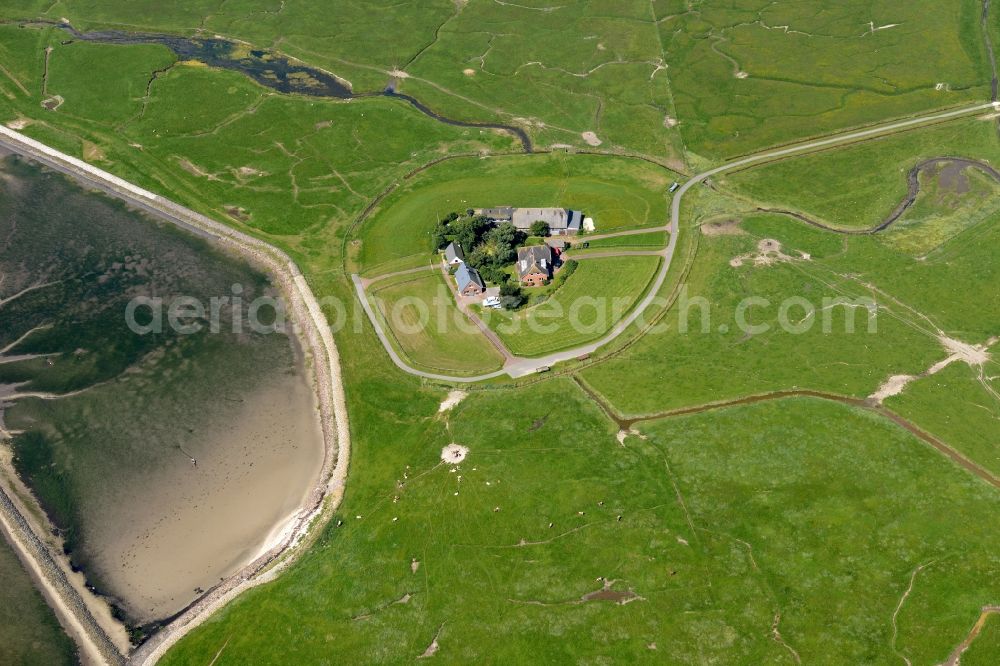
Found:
[0,156,325,629]
[90,370,323,623]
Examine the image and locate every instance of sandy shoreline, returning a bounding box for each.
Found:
[87,370,325,624]
[0,125,351,665]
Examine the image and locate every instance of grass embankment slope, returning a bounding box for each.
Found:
[481,256,661,357]
[370,272,505,376]
[0,537,77,665]
[355,152,672,277]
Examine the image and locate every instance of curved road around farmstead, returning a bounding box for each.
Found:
[355,101,1000,383]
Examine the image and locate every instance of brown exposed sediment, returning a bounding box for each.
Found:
[942,605,1000,666]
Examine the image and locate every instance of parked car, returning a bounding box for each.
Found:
[668,181,680,193]
[482,295,502,309]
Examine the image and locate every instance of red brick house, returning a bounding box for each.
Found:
[516,245,553,287]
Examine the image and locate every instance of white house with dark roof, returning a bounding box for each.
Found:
[443,241,465,265]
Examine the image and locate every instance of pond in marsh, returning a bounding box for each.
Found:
[0,155,324,632]
[65,29,355,98]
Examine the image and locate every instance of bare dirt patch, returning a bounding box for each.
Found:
[5,117,31,130]
[730,239,805,268]
[701,218,745,236]
[870,335,993,403]
[81,141,105,162]
[581,131,602,146]
[418,625,443,659]
[441,444,468,464]
[663,115,678,128]
[939,334,991,366]
[871,374,917,403]
[225,206,250,222]
[234,166,267,180]
[439,390,467,413]
[177,158,217,180]
[581,579,641,604]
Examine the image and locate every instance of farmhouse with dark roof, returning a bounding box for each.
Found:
[516,245,554,287]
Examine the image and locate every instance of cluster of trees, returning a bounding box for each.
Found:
[432,211,525,284]
[499,281,525,309]
[432,211,559,309]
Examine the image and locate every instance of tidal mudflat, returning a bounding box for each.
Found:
[0,155,324,635]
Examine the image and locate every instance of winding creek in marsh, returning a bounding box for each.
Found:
[0,155,324,639]
[25,21,533,152]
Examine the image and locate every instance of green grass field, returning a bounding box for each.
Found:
[0,2,998,662]
[370,271,505,376]
[355,153,673,276]
[573,231,669,251]
[580,171,1000,416]
[722,117,1000,230]
[46,41,175,125]
[664,0,991,160]
[886,362,1000,478]
[480,256,660,357]
[159,388,1000,664]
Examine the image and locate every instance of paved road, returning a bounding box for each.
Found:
[354,101,999,382]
